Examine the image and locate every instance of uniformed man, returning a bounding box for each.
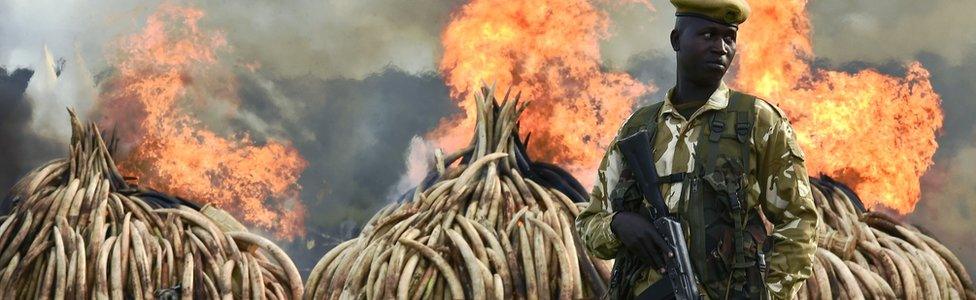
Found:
[575,0,820,299]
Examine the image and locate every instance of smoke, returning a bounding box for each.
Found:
[624,50,675,105]
[597,0,672,69]
[1,0,464,79]
[908,49,976,280]
[1,0,463,147]
[0,67,64,211]
[390,136,438,199]
[807,0,976,66]
[914,142,976,281]
[230,67,456,269]
[0,0,99,143]
[195,0,465,79]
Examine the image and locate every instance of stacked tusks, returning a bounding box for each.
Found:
[0,110,303,299]
[305,86,612,300]
[800,178,974,300]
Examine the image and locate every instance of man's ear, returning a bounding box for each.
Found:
[670,29,680,51]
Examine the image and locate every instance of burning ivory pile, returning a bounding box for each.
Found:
[802,177,974,299]
[0,111,303,299]
[306,86,611,299]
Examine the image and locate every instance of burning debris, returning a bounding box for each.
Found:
[802,177,974,299]
[305,86,611,299]
[0,111,302,299]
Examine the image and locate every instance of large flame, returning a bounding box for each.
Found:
[733,0,943,213]
[435,0,653,184]
[437,0,943,213]
[97,5,307,239]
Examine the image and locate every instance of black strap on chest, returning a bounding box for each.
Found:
[658,173,686,184]
[697,92,759,295]
[701,93,754,178]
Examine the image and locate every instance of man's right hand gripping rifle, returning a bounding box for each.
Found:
[609,129,700,300]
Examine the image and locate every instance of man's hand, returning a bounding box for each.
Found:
[610,211,672,272]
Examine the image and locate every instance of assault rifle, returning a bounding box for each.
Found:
[617,129,701,300]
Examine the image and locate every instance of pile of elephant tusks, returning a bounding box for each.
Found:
[305,86,613,300]
[800,176,974,299]
[0,110,303,299]
[3,95,970,300]
[306,84,976,300]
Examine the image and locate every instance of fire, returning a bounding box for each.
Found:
[435,0,653,184]
[438,0,942,213]
[733,0,943,213]
[97,5,308,239]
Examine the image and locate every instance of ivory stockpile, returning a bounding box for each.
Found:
[306,85,974,300]
[305,86,612,300]
[3,101,971,300]
[800,177,974,299]
[0,111,303,299]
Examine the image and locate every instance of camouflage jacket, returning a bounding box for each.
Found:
[576,83,820,299]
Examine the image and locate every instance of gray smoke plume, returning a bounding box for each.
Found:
[624,50,675,105]
[196,0,465,79]
[0,67,64,211]
[807,0,976,67]
[1,0,464,79]
[227,68,456,270]
[908,50,976,280]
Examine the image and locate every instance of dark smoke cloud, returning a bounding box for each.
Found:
[915,145,976,281]
[909,50,976,280]
[624,50,675,105]
[0,67,64,211]
[230,67,456,270]
[913,51,976,158]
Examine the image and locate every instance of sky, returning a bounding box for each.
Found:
[2,0,974,274]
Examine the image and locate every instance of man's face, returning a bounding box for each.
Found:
[672,17,738,85]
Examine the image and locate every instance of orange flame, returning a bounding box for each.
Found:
[97,5,307,239]
[732,0,943,213]
[435,0,653,184]
[438,0,942,213]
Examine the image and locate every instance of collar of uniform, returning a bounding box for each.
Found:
[659,81,731,121]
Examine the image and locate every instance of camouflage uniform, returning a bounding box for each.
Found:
[576,83,819,299]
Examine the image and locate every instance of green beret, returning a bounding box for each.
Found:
[671,0,751,26]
